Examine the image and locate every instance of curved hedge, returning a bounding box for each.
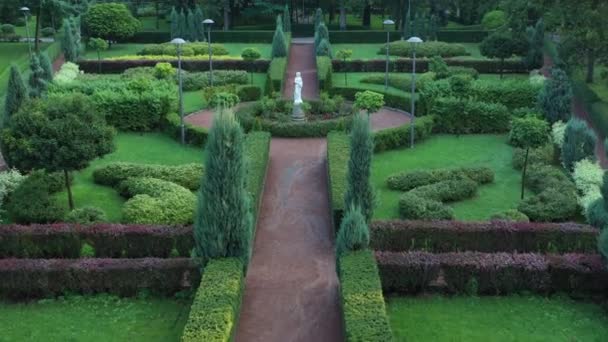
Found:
[93,162,204,190]
[387,166,495,191]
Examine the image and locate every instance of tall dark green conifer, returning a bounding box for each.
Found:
[28,54,47,98]
[271,25,287,58]
[194,5,205,41]
[3,65,28,127]
[178,10,187,39]
[187,9,197,41]
[283,5,291,32]
[170,7,179,39]
[39,52,54,83]
[62,19,76,62]
[344,113,375,222]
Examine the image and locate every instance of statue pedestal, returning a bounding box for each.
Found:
[292,102,305,122]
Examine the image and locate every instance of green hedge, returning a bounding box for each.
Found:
[129,30,275,43]
[430,98,510,134]
[331,59,528,74]
[338,250,393,342]
[93,162,204,190]
[163,112,209,147]
[244,132,271,226]
[317,56,333,92]
[329,87,420,115]
[327,132,350,230]
[326,30,488,43]
[373,115,435,152]
[267,57,287,93]
[379,41,469,58]
[181,258,244,342]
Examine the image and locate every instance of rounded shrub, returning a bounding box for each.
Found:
[209,92,240,108]
[490,209,530,222]
[409,178,478,202]
[65,206,107,224]
[481,10,507,30]
[336,205,370,256]
[6,172,67,224]
[399,193,453,220]
[598,229,608,260]
[93,162,203,191]
[518,187,578,222]
[1,24,16,34]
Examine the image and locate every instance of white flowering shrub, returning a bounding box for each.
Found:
[572,159,603,211]
[53,62,80,85]
[551,120,566,148]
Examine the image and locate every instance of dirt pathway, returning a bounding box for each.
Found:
[234,138,343,342]
[283,41,319,100]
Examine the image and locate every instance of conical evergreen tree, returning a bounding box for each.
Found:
[3,65,28,127]
[283,4,291,32]
[276,14,282,30]
[314,8,323,31]
[170,7,179,39]
[194,5,205,41]
[62,19,76,62]
[315,23,330,49]
[178,10,187,39]
[271,25,287,58]
[316,38,333,58]
[70,17,81,60]
[344,113,375,222]
[39,52,54,83]
[538,68,572,124]
[336,205,370,256]
[187,9,197,41]
[194,108,253,266]
[28,54,47,98]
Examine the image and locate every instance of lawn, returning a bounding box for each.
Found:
[372,134,522,221]
[333,72,413,96]
[331,43,520,61]
[0,43,32,76]
[387,295,608,342]
[0,294,191,342]
[55,132,203,222]
[83,43,272,59]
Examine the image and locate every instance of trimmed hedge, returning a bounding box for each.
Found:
[181,258,244,342]
[317,56,333,92]
[329,86,418,115]
[370,220,599,253]
[387,166,494,191]
[331,59,528,74]
[326,30,487,44]
[373,115,435,152]
[267,57,287,93]
[375,251,608,295]
[338,250,392,342]
[129,30,275,43]
[379,41,469,58]
[163,112,209,146]
[244,132,271,226]
[0,258,200,299]
[78,59,270,74]
[93,162,204,190]
[327,132,350,230]
[430,98,510,133]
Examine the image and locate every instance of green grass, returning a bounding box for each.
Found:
[0,294,191,342]
[387,295,608,342]
[183,72,266,113]
[83,43,271,60]
[55,132,203,222]
[13,16,37,37]
[0,43,32,75]
[332,43,389,60]
[372,134,522,221]
[333,72,413,96]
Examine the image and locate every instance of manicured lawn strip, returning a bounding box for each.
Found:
[331,43,519,61]
[83,43,272,60]
[0,294,191,342]
[55,133,204,222]
[372,134,521,221]
[339,250,392,341]
[387,295,608,342]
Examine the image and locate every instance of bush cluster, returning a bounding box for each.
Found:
[512,144,556,170]
[6,171,67,224]
[338,250,392,341]
[387,166,494,191]
[491,210,530,222]
[376,251,608,295]
[379,41,468,58]
[370,220,597,253]
[182,70,248,91]
[332,58,528,74]
[572,159,603,215]
[329,87,419,116]
[139,43,229,57]
[93,162,203,190]
[0,258,200,299]
[65,206,107,224]
[431,97,510,134]
[181,258,244,342]
[78,59,271,74]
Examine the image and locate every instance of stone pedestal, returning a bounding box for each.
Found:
[292,102,305,121]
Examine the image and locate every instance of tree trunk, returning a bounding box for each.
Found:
[223,1,229,31]
[34,4,42,52]
[64,169,74,210]
[339,3,346,30]
[363,3,371,27]
[521,148,529,200]
[586,50,595,83]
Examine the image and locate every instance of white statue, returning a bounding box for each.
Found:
[294,72,303,105]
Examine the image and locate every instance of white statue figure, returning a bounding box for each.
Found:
[294,72,303,105]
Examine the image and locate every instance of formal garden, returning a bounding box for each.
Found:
[0,0,607,341]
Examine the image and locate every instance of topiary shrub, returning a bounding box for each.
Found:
[93,162,203,190]
[399,193,454,220]
[561,118,597,172]
[387,166,494,191]
[344,113,375,222]
[490,209,530,222]
[409,178,478,203]
[208,92,240,108]
[65,206,107,224]
[6,171,67,224]
[481,10,507,30]
[518,187,578,222]
[379,41,468,58]
[336,205,370,256]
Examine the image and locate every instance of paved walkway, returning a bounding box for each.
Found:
[283,42,319,100]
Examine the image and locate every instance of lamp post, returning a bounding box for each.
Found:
[20,7,32,58]
[171,38,186,145]
[383,19,395,92]
[203,19,215,87]
[406,36,422,148]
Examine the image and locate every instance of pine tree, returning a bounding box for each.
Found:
[39,52,54,83]
[194,5,205,41]
[3,65,28,127]
[178,10,187,39]
[561,118,597,172]
[194,109,253,266]
[28,54,47,98]
[336,205,370,256]
[187,9,197,41]
[538,68,573,124]
[283,4,291,33]
[271,25,287,58]
[170,7,179,39]
[62,19,76,62]
[344,113,375,222]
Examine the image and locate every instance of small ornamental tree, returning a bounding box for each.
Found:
[271,25,287,58]
[562,118,597,172]
[344,113,375,222]
[39,52,54,83]
[509,116,550,199]
[28,54,47,98]
[354,90,384,114]
[336,205,370,256]
[170,7,178,39]
[283,4,291,32]
[538,68,573,124]
[241,48,261,84]
[1,93,115,209]
[89,37,109,73]
[3,65,28,127]
[336,49,352,86]
[83,3,140,47]
[524,19,544,69]
[194,109,253,266]
[61,19,77,62]
[480,30,517,79]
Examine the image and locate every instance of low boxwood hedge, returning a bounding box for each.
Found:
[78,59,270,74]
[93,162,204,190]
[327,132,350,229]
[181,258,244,342]
[338,250,393,341]
[331,59,528,74]
[387,166,494,191]
[163,112,209,147]
[379,41,469,58]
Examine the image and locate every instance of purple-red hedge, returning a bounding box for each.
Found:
[370,220,598,254]
[77,59,270,74]
[0,258,201,299]
[0,224,194,258]
[375,251,608,295]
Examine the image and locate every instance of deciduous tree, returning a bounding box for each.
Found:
[509,116,550,199]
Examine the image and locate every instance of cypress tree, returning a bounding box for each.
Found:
[178,10,187,39]
[70,18,81,59]
[561,118,597,172]
[62,19,76,62]
[276,14,282,31]
[316,38,333,58]
[314,8,323,31]
[170,7,179,39]
[538,68,573,124]
[271,25,287,58]
[28,54,47,98]
[344,113,375,222]
[3,65,28,127]
[194,109,253,266]
[314,23,329,49]
[187,9,197,41]
[524,19,544,69]
[39,52,54,83]
[283,4,291,32]
[403,8,411,39]
[194,5,205,41]
[336,205,370,256]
